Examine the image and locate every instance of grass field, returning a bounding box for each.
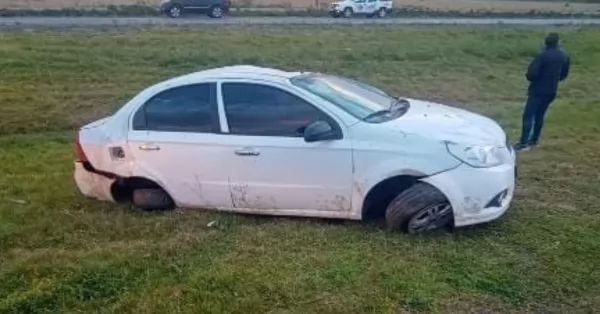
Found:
[1,26,600,313]
[1,0,599,13]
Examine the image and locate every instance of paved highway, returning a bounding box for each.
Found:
[1,16,600,28]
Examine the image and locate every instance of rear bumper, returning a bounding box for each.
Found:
[74,162,115,202]
[159,3,171,11]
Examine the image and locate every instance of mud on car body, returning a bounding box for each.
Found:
[74,65,516,233]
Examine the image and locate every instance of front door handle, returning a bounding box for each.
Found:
[235,148,260,156]
[139,144,160,151]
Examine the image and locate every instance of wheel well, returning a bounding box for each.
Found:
[361,175,420,221]
[110,177,165,203]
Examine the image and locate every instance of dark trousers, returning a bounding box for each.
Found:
[519,94,556,145]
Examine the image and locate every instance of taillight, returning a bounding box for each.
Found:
[75,132,89,162]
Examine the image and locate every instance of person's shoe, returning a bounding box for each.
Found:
[528,141,539,148]
[514,143,531,152]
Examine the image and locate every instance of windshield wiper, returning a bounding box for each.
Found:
[362,109,392,122]
[390,98,410,110]
[362,98,410,122]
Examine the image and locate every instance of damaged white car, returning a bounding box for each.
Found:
[75,65,516,233]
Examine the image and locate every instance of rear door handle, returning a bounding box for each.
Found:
[139,144,160,151]
[235,148,260,156]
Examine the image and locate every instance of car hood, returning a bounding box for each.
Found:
[388,98,507,146]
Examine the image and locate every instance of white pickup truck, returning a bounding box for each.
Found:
[329,0,393,18]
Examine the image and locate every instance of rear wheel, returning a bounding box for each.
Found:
[377,7,387,18]
[208,5,224,18]
[385,182,453,233]
[166,4,183,18]
[133,188,174,211]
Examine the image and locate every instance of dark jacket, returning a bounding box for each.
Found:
[526,46,570,96]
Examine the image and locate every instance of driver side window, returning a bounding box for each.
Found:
[221,82,338,138]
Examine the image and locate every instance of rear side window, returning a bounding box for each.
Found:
[133,83,218,133]
[222,82,335,137]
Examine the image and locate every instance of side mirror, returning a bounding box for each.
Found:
[304,121,337,143]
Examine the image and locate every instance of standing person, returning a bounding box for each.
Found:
[515,33,570,152]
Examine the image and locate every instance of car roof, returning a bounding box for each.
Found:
[166,65,304,85]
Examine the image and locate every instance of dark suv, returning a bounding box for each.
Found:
[160,0,232,18]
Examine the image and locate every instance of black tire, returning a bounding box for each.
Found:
[133,188,174,211]
[385,182,452,233]
[208,5,224,18]
[166,4,183,18]
[331,12,341,18]
[343,7,353,18]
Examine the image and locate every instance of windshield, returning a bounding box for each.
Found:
[290,74,396,120]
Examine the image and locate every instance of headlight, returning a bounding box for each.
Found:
[446,142,503,168]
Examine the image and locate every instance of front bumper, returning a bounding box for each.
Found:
[421,161,516,227]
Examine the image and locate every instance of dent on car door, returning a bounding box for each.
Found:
[219,81,354,213]
[127,82,233,209]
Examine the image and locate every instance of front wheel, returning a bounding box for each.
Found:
[166,4,183,18]
[377,7,387,18]
[208,5,225,18]
[385,183,453,233]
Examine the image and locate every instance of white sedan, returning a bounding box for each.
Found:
[74,65,516,233]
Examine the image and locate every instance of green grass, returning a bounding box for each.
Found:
[1,26,600,313]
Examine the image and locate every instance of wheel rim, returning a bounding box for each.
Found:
[344,9,351,17]
[407,203,452,233]
[379,9,386,17]
[213,7,222,17]
[170,6,181,17]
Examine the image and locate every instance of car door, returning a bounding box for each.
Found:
[353,0,367,14]
[365,0,378,13]
[184,0,210,9]
[218,80,354,214]
[127,82,233,209]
